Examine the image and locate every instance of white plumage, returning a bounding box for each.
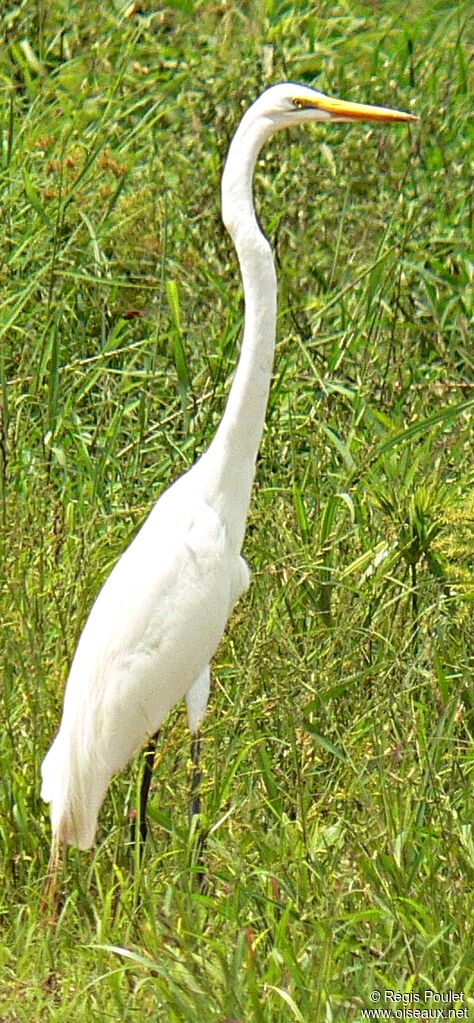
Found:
[41,464,249,848]
[41,82,415,854]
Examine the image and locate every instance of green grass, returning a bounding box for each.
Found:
[1,0,473,1019]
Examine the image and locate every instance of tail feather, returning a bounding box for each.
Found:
[41,731,104,850]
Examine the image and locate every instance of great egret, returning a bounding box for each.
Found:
[41,82,416,866]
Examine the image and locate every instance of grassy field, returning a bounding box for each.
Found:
[1,0,473,1019]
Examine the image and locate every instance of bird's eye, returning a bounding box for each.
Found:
[291,97,306,110]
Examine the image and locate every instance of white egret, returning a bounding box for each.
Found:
[41,82,416,869]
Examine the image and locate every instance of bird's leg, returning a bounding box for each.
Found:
[185,667,210,819]
[190,731,202,818]
[189,730,207,889]
[185,668,210,888]
[131,730,159,857]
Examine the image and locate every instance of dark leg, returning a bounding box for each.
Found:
[190,732,202,819]
[131,731,159,857]
[189,731,206,889]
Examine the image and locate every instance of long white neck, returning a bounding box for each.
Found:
[200,111,277,550]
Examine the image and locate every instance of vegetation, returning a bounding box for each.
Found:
[1,1,472,1019]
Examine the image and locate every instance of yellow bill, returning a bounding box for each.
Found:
[299,94,418,123]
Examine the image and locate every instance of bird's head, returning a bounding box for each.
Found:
[252,81,418,128]
[222,81,417,238]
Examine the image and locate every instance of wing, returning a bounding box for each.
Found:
[41,469,248,848]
